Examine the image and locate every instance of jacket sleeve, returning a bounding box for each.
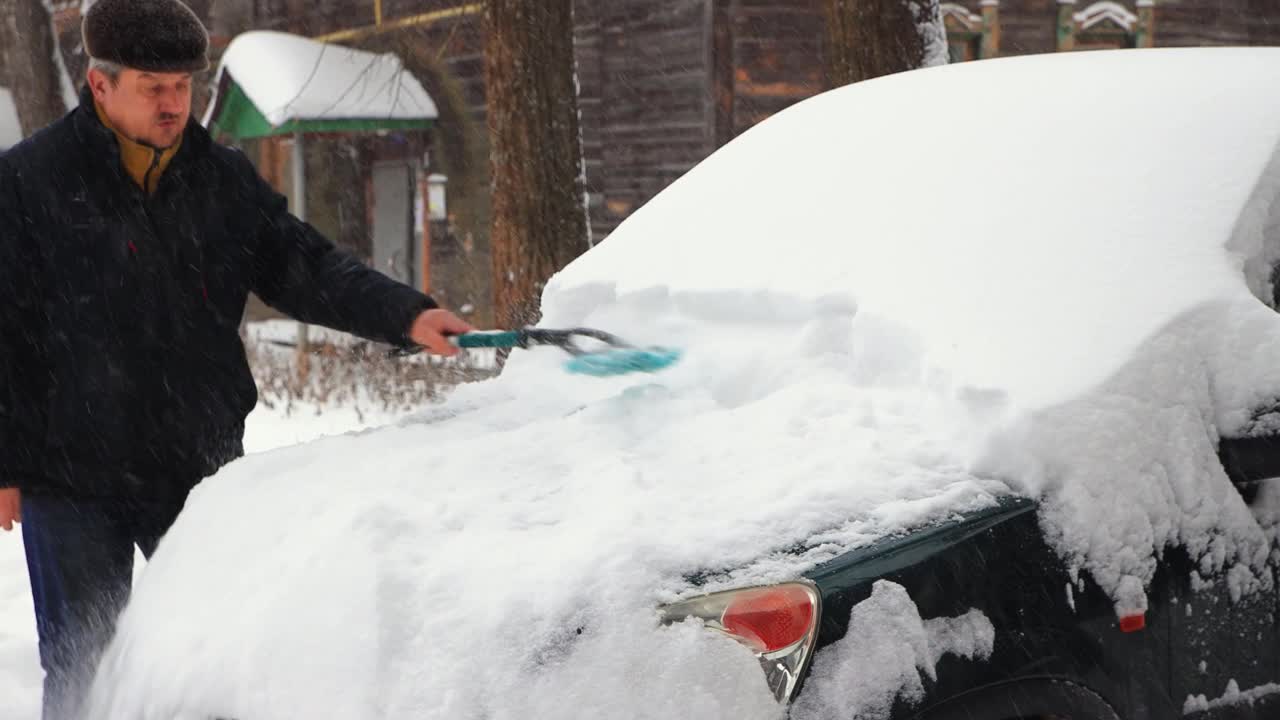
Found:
[238,153,438,347]
[0,159,42,489]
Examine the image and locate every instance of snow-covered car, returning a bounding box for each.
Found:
[86,47,1280,720]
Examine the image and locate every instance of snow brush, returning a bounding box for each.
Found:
[395,327,682,377]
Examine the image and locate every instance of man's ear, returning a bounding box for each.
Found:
[86,68,109,103]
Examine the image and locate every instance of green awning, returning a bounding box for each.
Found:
[208,80,432,140]
[203,31,438,141]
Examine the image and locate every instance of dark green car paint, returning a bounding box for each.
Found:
[804,496,1039,607]
[772,487,1280,720]
[789,494,1139,718]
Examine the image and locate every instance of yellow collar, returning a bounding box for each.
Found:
[94,100,181,195]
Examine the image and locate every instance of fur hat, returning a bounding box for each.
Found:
[83,0,210,74]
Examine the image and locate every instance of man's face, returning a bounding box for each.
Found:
[89,67,192,149]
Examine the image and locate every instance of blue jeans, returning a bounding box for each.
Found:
[21,492,188,720]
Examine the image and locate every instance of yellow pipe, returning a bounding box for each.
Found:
[375,0,382,26]
[314,4,481,44]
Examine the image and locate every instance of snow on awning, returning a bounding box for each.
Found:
[1074,1,1139,31]
[204,31,438,140]
[0,88,22,151]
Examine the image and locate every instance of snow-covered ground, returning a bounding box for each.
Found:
[0,399,412,720]
[0,536,41,720]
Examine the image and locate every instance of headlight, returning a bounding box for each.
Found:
[658,581,822,703]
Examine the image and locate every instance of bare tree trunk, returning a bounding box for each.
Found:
[824,0,948,88]
[209,0,252,39]
[0,0,68,135]
[484,0,590,329]
[202,0,253,117]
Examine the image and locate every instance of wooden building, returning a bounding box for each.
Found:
[235,0,1280,241]
[35,0,1280,320]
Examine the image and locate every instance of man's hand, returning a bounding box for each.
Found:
[0,489,20,532]
[408,309,476,357]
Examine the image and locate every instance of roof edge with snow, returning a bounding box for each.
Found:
[204,31,438,140]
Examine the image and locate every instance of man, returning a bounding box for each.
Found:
[0,1,472,717]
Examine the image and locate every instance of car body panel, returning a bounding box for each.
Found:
[793,493,1280,718]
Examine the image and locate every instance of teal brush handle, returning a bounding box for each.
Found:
[454,331,522,349]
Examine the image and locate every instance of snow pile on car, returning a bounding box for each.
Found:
[89,48,1280,718]
[791,581,995,719]
[543,46,1280,615]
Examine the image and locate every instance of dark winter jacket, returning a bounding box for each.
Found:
[0,88,436,499]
